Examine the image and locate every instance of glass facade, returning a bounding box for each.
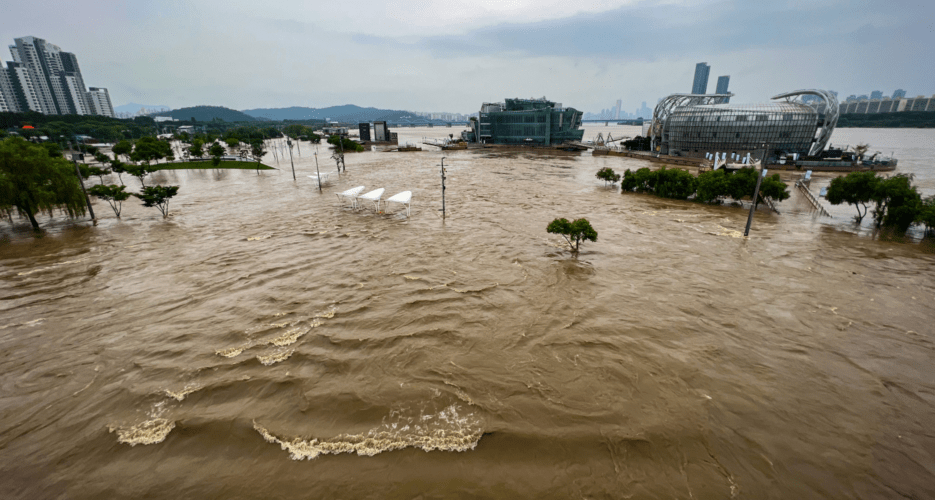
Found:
[474,98,584,145]
[664,102,819,157]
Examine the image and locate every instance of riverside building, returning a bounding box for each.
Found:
[465,97,584,146]
[0,36,113,117]
[651,90,839,159]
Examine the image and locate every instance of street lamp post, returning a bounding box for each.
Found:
[287,139,296,180]
[440,157,447,218]
[313,151,322,192]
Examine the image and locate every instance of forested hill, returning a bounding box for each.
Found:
[242,105,424,123]
[153,106,259,122]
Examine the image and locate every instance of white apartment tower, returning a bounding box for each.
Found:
[0,36,110,117]
[87,87,115,117]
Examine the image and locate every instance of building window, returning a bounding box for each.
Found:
[736,115,747,121]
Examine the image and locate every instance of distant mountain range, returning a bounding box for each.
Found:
[152,106,261,122]
[140,103,463,125]
[242,105,432,124]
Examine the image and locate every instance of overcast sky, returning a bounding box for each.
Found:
[2,0,932,114]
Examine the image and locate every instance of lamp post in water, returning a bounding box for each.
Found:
[440,157,447,218]
[286,138,296,180]
[313,151,322,192]
[744,144,769,237]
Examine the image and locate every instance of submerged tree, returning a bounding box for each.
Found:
[547,218,598,254]
[596,167,621,186]
[826,170,879,222]
[0,137,86,230]
[89,184,131,217]
[872,174,922,233]
[134,185,179,218]
[209,142,225,167]
[250,140,267,175]
[917,197,935,237]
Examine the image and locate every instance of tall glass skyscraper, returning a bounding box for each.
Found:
[692,62,710,94]
[716,75,730,103]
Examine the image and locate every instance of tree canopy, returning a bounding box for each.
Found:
[547,218,598,254]
[826,171,879,222]
[131,136,173,165]
[134,185,179,218]
[623,166,790,205]
[0,137,87,229]
[89,184,131,217]
[596,167,621,186]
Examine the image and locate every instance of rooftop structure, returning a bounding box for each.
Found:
[466,97,583,146]
[651,90,839,159]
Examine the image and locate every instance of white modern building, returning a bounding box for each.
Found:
[87,87,114,117]
[0,36,112,117]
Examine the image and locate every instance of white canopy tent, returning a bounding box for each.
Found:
[384,191,412,217]
[357,188,385,212]
[336,186,365,208]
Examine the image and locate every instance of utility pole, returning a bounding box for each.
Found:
[287,138,296,180]
[440,157,447,218]
[313,151,322,192]
[71,152,96,222]
[744,145,768,237]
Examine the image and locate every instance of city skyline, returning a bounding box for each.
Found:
[0,1,932,115]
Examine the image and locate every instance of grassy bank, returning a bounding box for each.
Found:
[151,161,275,171]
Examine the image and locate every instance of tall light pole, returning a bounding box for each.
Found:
[287,138,296,180]
[440,157,447,218]
[313,151,322,192]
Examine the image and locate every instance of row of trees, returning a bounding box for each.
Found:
[826,171,935,235]
[619,166,791,204]
[0,112,159,143]
[0,137,178,229]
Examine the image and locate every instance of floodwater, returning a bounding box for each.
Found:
[1,126,933,499]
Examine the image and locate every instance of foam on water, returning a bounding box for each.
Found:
[313,307,336,319]
[253,403,483,460]
[258,349,294,365]
[270,319,321,347]
[216,346,245,358]
[109,402,175,446]
[164,383,202,401]
[110,418,176,446]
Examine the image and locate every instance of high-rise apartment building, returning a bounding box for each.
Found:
[0,36,110,117]
[892,89,906,99]
[870,90,883,100]
[692,62,710,94]
[87,87,114,117]
[615,99,622,120]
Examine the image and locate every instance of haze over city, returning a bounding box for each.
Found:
[2,0,932,114]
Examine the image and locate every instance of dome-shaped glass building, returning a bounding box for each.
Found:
[651,90,839,159]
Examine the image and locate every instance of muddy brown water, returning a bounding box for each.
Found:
[1,127,934,499]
